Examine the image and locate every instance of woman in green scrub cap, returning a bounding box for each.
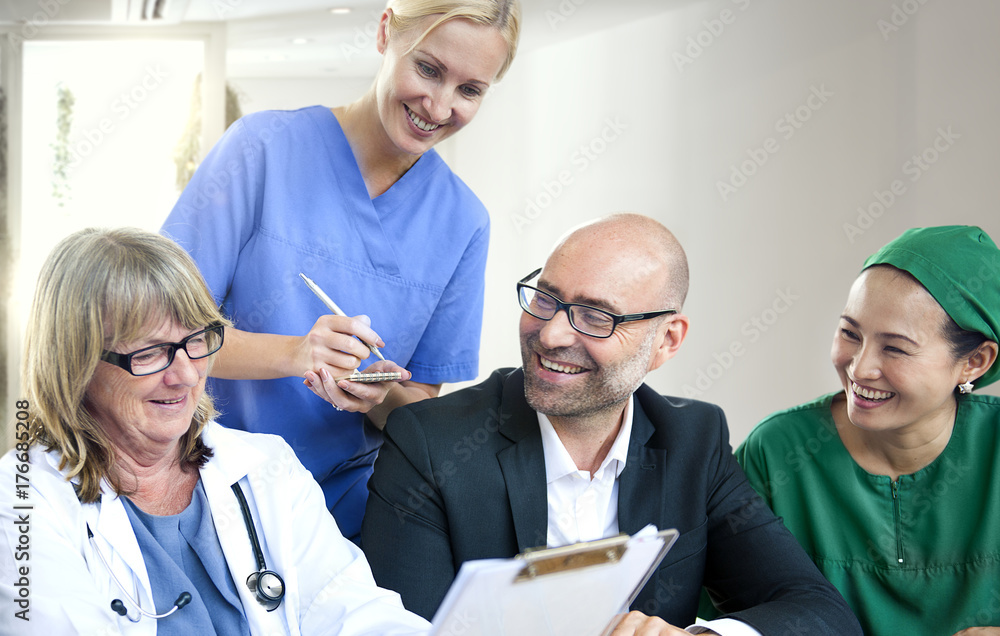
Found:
[737,226,1000,636]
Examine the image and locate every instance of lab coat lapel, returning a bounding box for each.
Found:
[40,449,151,633]
[496,370,549,551]
[91,484,156,619]
[199,424,293,635]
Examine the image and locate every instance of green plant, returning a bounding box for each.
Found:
[51,83,75,207]
[174,75,244,191]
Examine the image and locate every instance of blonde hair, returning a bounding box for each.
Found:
[385,0,521,80]
[23,227,230,503]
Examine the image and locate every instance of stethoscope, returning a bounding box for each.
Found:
[85,482,285,622]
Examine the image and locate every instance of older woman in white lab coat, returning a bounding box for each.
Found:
[0,227,426,636]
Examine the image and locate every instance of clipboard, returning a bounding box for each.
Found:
[429,526,679,636]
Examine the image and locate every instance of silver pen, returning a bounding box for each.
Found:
[299,273,386,361]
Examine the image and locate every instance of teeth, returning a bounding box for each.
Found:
[406,106,440,132]
[540,357,585,374]
[852,382,894,401]
[155,397,183,405]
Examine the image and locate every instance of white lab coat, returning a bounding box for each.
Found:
[0,422,430,636]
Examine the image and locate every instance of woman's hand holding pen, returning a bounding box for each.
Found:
[298,313,384,370]
[298,314,410,412]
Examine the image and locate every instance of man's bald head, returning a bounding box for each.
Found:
[550,213,689,311]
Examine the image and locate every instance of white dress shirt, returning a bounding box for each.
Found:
[537,396,761,636]
[539,398,632,548]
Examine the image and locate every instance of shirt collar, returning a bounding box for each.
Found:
[538,395,635,484]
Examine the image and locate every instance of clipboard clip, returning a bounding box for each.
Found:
[514,534,629,582]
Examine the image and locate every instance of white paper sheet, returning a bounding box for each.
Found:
[430,526,679,636]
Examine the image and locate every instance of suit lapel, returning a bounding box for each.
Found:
[496,369,549,551]
[618,394,669,535]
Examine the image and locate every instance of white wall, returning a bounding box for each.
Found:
[232,76,371,114]
[445,0,1000,443]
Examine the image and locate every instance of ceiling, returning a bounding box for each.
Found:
[1,0,674,78]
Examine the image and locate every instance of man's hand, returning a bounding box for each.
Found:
[953,628,1000,635]
[610,611,692,635]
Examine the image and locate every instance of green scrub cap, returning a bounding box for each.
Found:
[863,225,1000,388]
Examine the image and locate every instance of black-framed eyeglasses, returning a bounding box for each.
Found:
[516,268,676,339]
[100,325,225,377]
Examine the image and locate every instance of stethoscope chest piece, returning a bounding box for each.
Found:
[247,569,284,612]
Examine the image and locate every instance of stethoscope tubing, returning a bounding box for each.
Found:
[85,480,284,621]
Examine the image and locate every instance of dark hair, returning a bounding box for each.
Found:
[942,313,990,361]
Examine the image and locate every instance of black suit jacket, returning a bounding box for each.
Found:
[363,368,860,634]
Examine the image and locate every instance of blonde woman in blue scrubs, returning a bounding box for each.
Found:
[162,0,520,543]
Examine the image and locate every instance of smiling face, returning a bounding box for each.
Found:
[518,226,683,422]
[832,266,968,436]
[85,318,210,458]
[374,13,508,156]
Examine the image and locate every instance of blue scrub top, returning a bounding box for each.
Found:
[123,481,250,635]
[162,106,489,541]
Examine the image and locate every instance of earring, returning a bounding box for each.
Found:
[958,380,974,394]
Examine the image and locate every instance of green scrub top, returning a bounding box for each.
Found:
[737,392,1000,635]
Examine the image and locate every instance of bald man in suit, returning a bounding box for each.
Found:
[363,213,861,635]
